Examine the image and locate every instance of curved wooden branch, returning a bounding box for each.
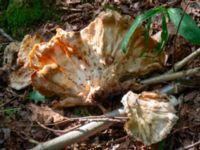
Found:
[31,108,125,150]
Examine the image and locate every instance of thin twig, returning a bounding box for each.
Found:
[37,121,68,134]
[28,139,40,145]
[0,28,14,42]
[177,140,200,150]
[77,118,126,122]
[37,121,82,134]
[60,7,82,12]
[31,108,125,150]
[141,67,200,85]
[167,48,200,73]
[172,124,200,134]
[0,98,15,108]
[44,116,128,126]
[166,0,182,7]
[70,117,127,122]
[183,140,200,150]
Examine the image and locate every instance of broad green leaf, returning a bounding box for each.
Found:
[156,14,168,52]
[167,8,200,45]
[28,90,46,103]
[121,7,166,53]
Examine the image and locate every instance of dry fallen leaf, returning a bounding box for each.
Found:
[121,91,178,145]
[28,11,165,108]
[29,104,65,124]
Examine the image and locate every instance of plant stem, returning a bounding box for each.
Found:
[172,1,190,72]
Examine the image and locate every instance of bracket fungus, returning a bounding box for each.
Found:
[5,11,165,107]
[26,11,164,107]
[27,11,165,107]
[4,35,43,90]
[121,91,178,145]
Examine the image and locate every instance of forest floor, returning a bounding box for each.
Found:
[0,0,200,150]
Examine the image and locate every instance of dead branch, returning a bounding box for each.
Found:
[37,117,126,134]
[177,140,200,150]
[69,117,126,123]
[31,108,125,150]
[36,121,80,134]
[28,139,40,145]
[141,67,200,85]
[167,48,200,73]
[0,28,14,42]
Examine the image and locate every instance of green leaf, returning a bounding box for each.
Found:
[121,7,166,53]
[28,90,46,103]
[167,8,200,45]
[145,17,152,45]
[156,14,168,52]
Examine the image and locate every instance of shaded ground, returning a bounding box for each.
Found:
[0,0,200,150]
